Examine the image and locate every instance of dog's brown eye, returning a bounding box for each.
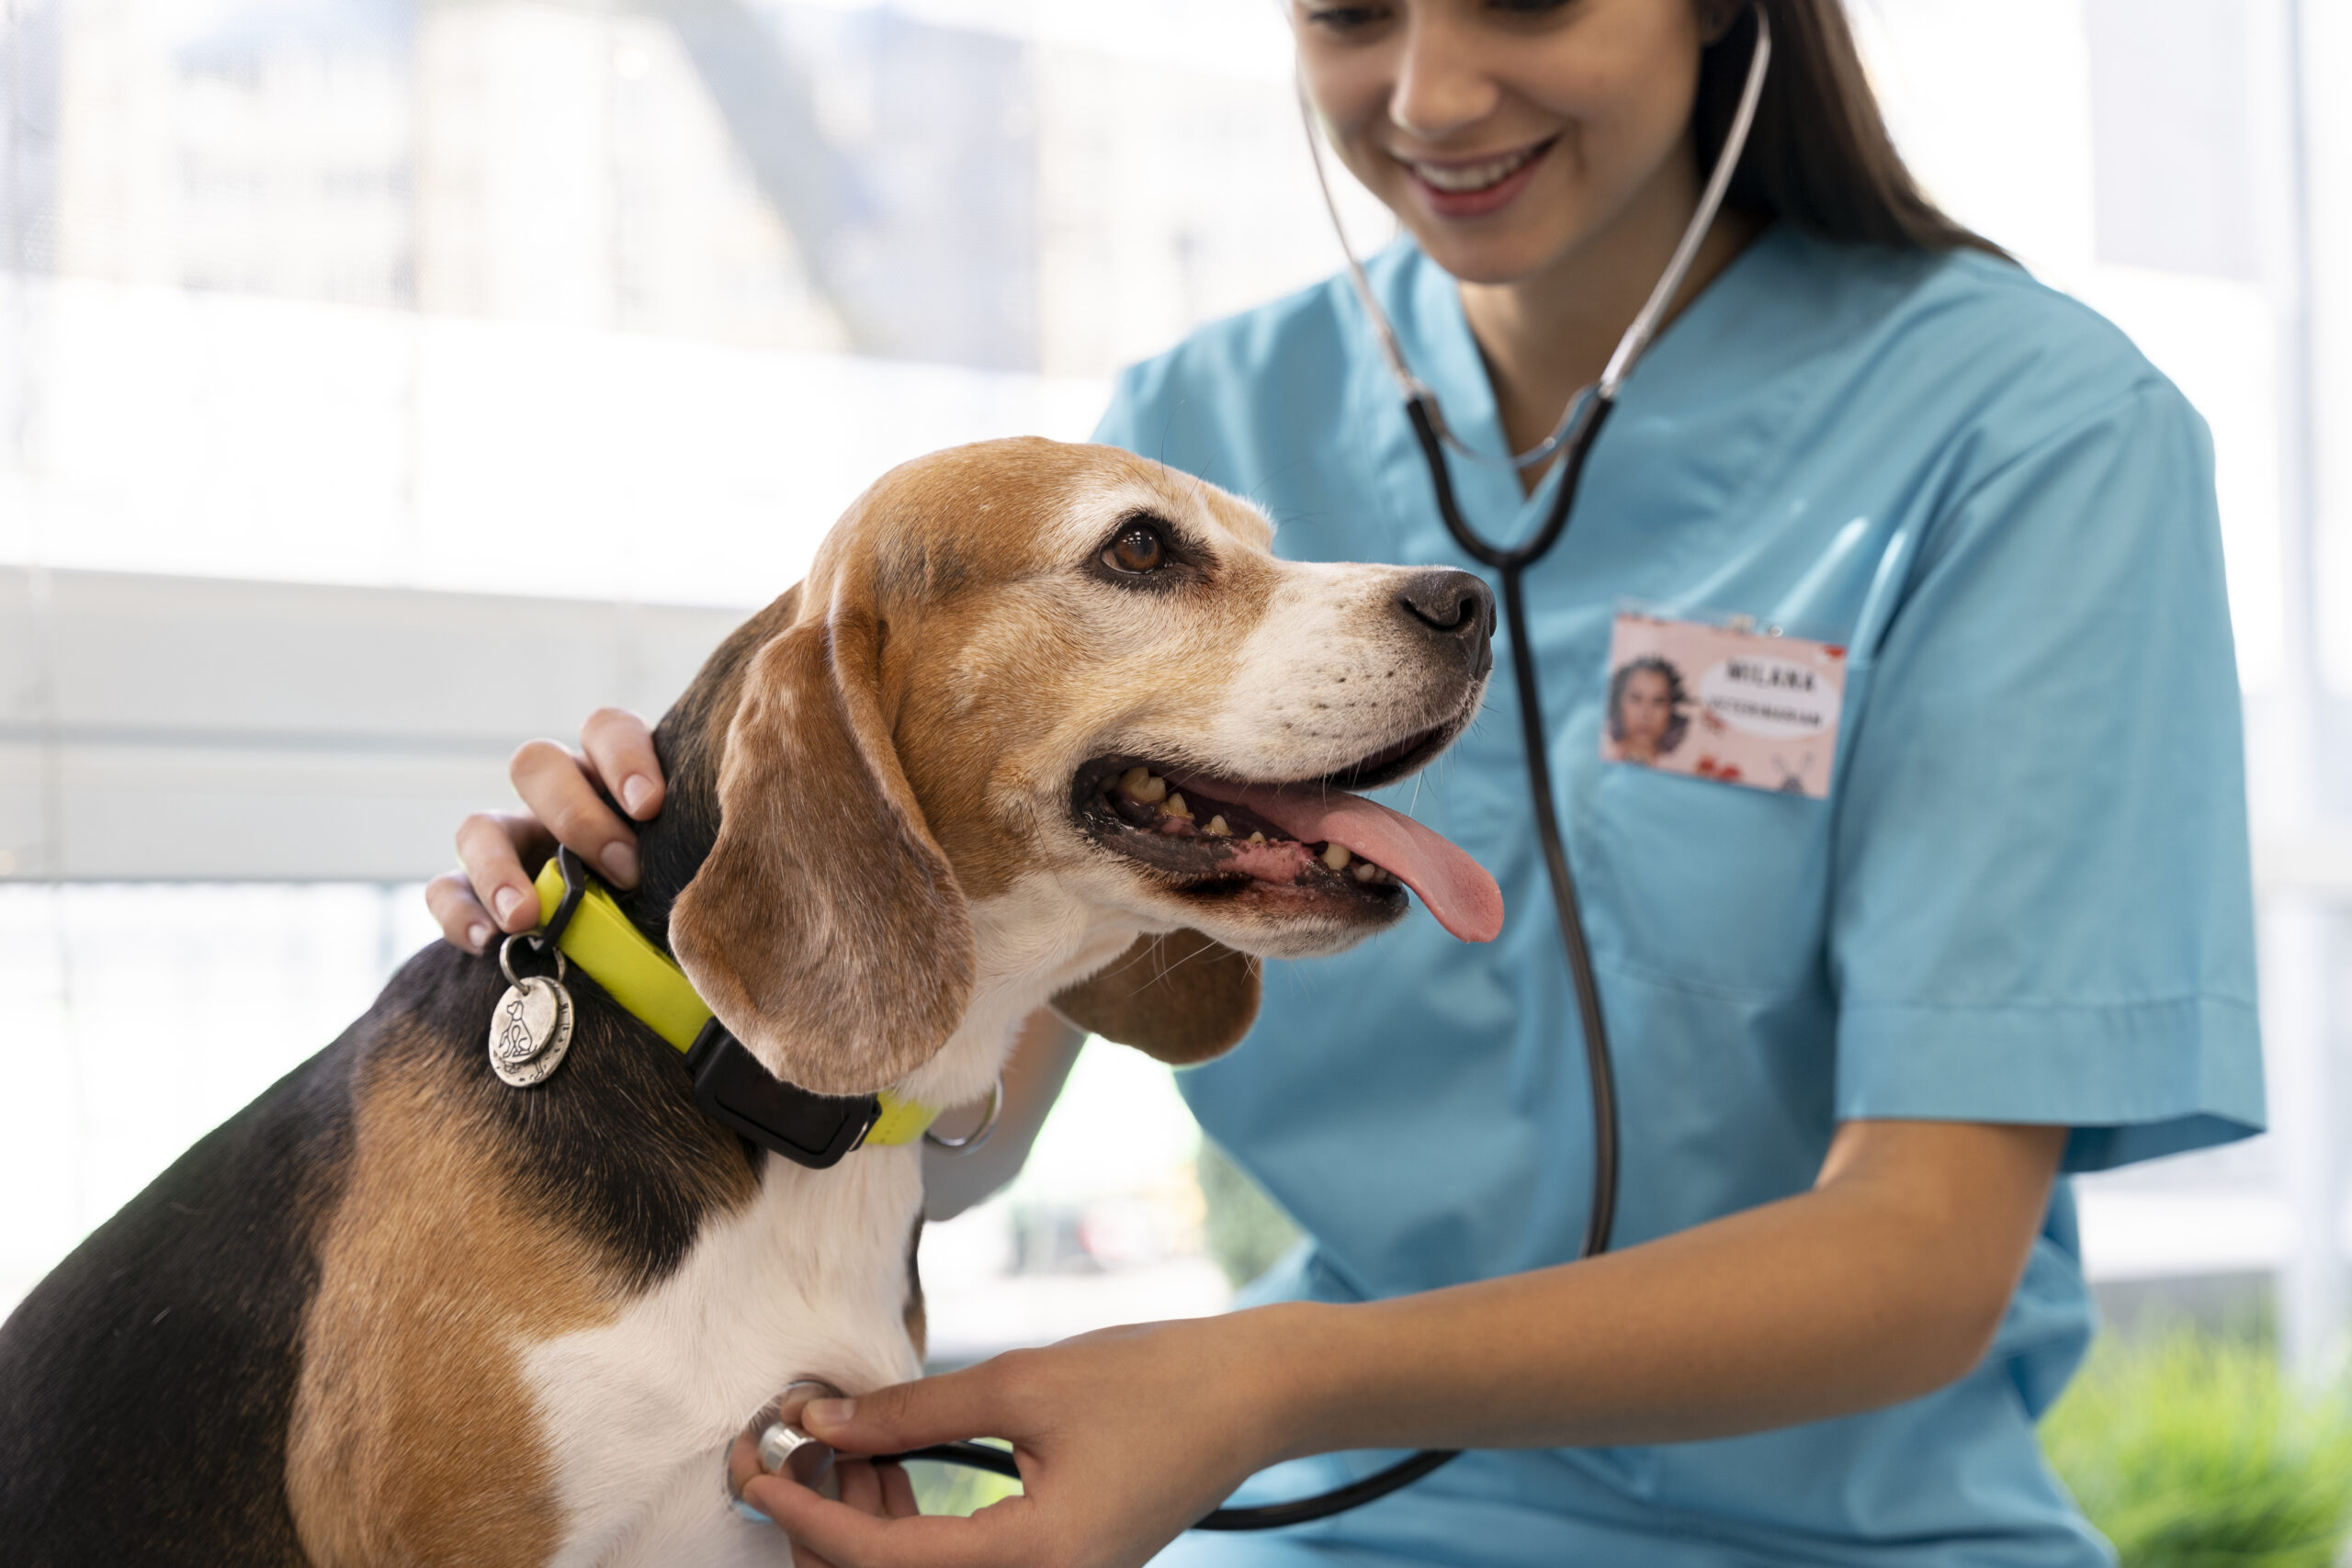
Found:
[1103,524,1165,575]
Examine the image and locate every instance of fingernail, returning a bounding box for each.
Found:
[730,1496,773,1525]
[467,923,492,952]
[493,886,526,923]
[805,1397,854,1430]
[621,774,655,816]
[601,841,639,886]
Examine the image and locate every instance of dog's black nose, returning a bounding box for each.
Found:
[1398,569,1495,659]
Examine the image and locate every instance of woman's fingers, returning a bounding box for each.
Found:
[797,1366,1017,1462]
[751,1372,1031,1566]
[424,870,498,954]
[581,707,665,820]
[728,1439,912,1567]
[431,708,662,953]
[836,1460,884,1516]
[725,1429,846,1568]
[746,1478,1028,1568]
[831,1460,918,1522]
[453,810,556,936]
[724,1422,783,1511]
[879,1461,921,1520]
[509,739,642,887]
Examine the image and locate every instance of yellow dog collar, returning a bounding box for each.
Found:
[531,852,940,1155]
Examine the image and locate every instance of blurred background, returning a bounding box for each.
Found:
[5,0,2352,1554]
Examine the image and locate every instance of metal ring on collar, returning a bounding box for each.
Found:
[923,1075,1003,1154]
[497,932,568,988]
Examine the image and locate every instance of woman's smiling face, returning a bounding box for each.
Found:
[1292,0,1716,288]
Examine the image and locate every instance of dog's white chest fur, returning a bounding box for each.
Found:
[522,882,1150,1566]
[527,1149,926,1568]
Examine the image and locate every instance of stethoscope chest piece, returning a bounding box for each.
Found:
[728,1378,842,1512]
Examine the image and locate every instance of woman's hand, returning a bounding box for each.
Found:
[727,1419,922,1568]
[425,707,669,953]
[742,1314,1303,1568]
[795,1461,924,1568]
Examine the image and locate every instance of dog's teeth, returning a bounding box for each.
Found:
[1322,842,1351,871]
[1120,766,1168,804]
[1204,815,1230,837]
[1353,861,1381,883]
[1163,793,1193,821]
[1249,831,1265,843]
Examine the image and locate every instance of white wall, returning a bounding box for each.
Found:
[0,567,740,880]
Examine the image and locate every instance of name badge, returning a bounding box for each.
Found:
[1601,610,1847,797]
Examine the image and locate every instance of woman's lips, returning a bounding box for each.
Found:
[1396,138,1555,220]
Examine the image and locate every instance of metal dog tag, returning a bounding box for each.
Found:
[489,937,574,1089]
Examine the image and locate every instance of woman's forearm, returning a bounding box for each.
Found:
[1256,1120,2067,1458]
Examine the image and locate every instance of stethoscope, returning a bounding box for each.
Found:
[741,8,1775,1535]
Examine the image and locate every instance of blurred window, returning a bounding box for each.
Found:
[0,0,1387,603]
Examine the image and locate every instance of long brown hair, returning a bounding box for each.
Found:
[1695,0,2007,258]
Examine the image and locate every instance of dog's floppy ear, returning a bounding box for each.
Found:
[1051,930,1258,1066]
[671,598,974,1098]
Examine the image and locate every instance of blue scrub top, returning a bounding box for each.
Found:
[1095,227,2265,1568]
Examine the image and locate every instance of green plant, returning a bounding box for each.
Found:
[1196,1138,1305,1290]
[905,1442,1023,1517]
[2041,1329,2352,1568]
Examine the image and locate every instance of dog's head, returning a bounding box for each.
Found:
[657,438,1497,1097]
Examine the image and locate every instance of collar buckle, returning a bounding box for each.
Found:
[545,845,594,947]
[684,1018,882,1170]
[535,847,893,1168]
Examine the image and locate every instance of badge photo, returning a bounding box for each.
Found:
[1601,611,1847,798]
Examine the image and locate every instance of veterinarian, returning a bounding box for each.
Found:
[432,1,2263,1563]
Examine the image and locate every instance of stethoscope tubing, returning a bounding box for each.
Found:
[1182,389,1626,1533]
[1410,389,1623,1266]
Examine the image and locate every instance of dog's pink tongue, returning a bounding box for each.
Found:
[1179,777,1504,943]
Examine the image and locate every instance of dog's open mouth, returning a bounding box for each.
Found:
[1070,730,1504,942]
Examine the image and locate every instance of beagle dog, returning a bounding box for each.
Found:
[0,438,1499,1567]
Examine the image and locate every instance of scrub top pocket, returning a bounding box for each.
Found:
[1581,759,1834,1002]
